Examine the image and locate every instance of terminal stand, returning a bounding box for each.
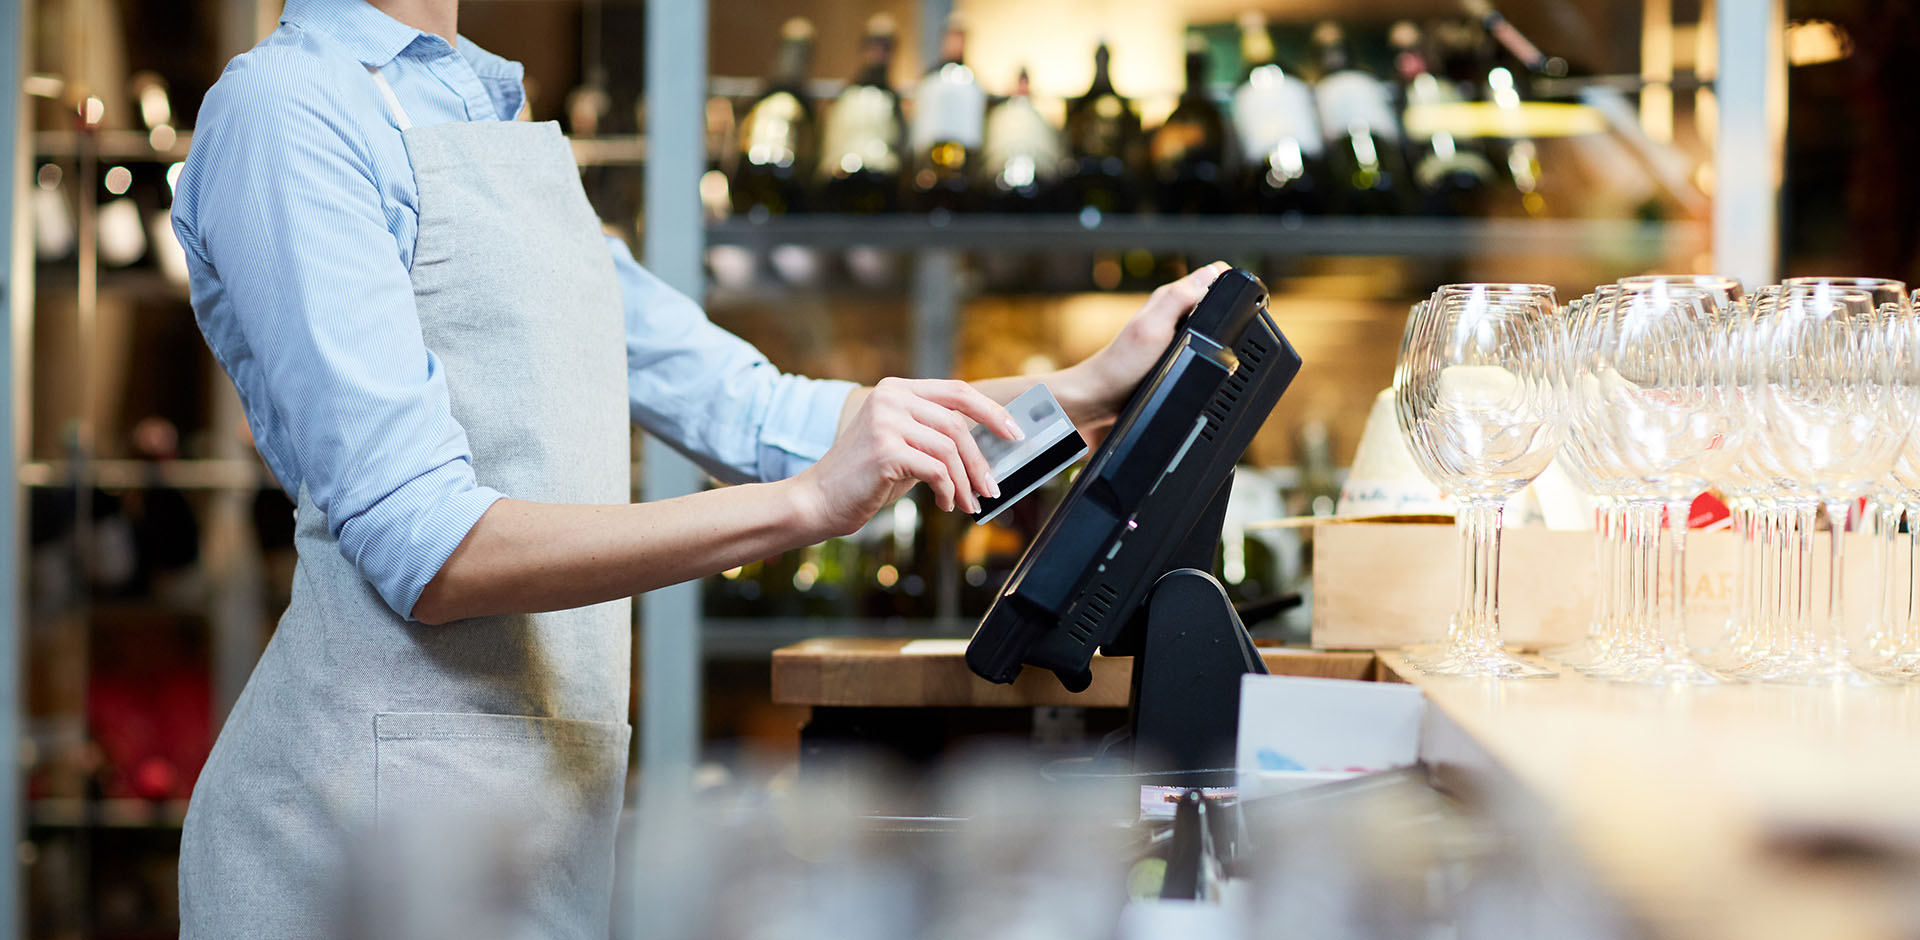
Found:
[1123,474,1269,788]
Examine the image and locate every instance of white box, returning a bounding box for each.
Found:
[1235,674,1426,800]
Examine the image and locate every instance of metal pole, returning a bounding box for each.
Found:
[1712,0,1784,287]
[1,0,29,930]
[639,0,706,796]
[911,250,961,620]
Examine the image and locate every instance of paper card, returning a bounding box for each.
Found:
[1236,675,1425,799]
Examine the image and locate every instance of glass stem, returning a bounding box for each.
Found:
[1452,500,1474,650]
[1463,497,1505,653]
[1664,496,1692,663]
[1591,500,1613,643]
[1908,506,1919,657]
[1797,501,1818,659]
[1612,501,1632,653]
[1876,502,1899,658]
[1825,499,1852,667]
[1731,502,1751,653]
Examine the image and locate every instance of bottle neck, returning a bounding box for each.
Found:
[938,28,966,67]
[773,39,812,88]
[1183,53,1208,99]
[855,38,893,87]
[1318,44,1351,75]
[1241,34,1275,78]
[1088,48,1116,97]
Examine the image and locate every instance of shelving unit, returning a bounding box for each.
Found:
[641,0,1787,813]
[708,214,1706,257]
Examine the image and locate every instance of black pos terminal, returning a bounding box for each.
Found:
[965,268,1303,787]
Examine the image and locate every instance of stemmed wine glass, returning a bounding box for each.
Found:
[1742,277,1913,684]
[1574,275,1745,684]
[1549,286,1634,672]
[1395,284,1569,678]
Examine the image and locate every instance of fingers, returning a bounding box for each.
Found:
[898,378,1022,442]
[900,420,979,513]
[887,439,958,512]
[906,397,1000,502]
[864,377,1011,514]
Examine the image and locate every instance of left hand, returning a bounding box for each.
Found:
[1058,261,1231,426]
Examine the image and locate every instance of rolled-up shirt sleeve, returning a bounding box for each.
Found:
[175,50,502,620]
[612,237,855,484]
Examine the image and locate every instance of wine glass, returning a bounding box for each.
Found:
[1578,275,1745,684]
[1548,287,1635,672]
[1395,284,1568,678]
[1744,277,1912,684]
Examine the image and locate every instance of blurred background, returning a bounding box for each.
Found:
[2,0,1918,934]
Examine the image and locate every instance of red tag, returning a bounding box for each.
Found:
[1689,492,1730,530]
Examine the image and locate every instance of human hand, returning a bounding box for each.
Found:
[1057,261,1231,426]
[792,378,1021,538]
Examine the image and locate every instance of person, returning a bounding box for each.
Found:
[170,0,1230,934]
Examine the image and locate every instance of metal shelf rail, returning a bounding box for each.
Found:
[707,214,1706,258]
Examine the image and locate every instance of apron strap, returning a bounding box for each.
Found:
[365,65,414,131]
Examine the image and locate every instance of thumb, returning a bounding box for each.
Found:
[1162,261,1232,311]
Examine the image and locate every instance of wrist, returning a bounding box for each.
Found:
[1052,358,1120,429]
[778,471,841,543]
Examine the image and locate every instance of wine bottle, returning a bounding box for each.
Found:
[1392,20,1495,217]
[732,18,818,219]
[1150,35,1231,215]
[1231,12,1325,217]
[1486,66,1548,217]
[1310,22,1412,216]
[1462,0,1567,77]
[909,14,986,214]
[980,67,1064,212]
[819,14,905,214]
[1063,41,1143,217]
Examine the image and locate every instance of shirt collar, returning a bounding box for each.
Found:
[455,35,525,85]
[281,0,432,67]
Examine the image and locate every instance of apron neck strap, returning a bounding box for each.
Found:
[365,65,414,131]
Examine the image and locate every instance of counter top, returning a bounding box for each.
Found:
[1381,651,1920,940]
[771,638,1377,708]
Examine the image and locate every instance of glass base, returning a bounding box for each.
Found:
[1416,645,1558,679]
[1745,655,1892,687]
[1571,637,1662,681]
[1544,635,1610,670]
[1599,654,1735,687]
[1857,650,1920,680]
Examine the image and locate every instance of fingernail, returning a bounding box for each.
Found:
[985,477,1001,499]
[1004,418,1025,440]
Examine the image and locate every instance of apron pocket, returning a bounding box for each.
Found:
[371,711,630,940]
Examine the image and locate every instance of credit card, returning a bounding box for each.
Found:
[970,383,1088,525]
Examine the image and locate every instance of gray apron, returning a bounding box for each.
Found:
[179,66,633,938]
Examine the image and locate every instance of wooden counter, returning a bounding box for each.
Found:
[774,639,1920,936]
[1381,651,1920,940]
[771,638,1377,708]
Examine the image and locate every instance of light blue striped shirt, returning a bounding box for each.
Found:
[174,0,853,620]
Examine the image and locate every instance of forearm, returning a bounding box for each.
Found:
[412,480,828,624]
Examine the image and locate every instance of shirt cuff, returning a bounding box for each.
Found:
[754,378,857,482]
[334,464,506,620]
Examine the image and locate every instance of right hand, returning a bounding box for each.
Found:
[792,378,1022,538]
